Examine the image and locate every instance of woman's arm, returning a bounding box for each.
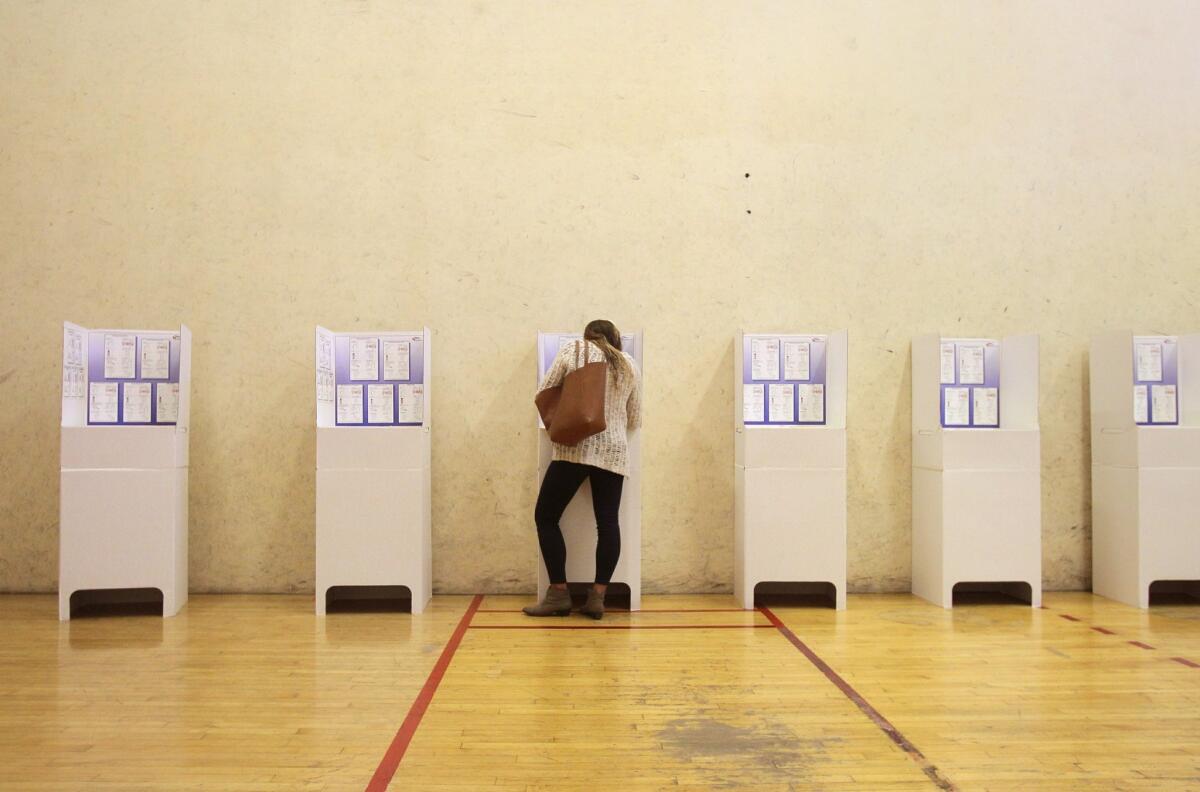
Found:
[626,369,642,431]
[537,346,571,393]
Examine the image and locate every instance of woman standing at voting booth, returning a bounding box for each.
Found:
[525,320,642,620]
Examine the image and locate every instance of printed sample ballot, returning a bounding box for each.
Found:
[140,338,170,379]
[1133,385,1149,424]
[943,387,970,426]
[972,387,999,426]
[336,384,364,424]
[1151,384,1177,424]
[1135,342,1163,382]
[743,384,765,423]
[103,334,136,379]
[768,383,795,423]
[797,384,825,423]
[783,340,811,381]
[751,337,780,381]
[367,384,395,424]
[383,339,411,381]
[940,342,956,384]
[349,337,379,381]
[156,383,180,423]
[957,344,985,385]
[397,384,424,423]
[123,382,152,423]
[89,382,119,423]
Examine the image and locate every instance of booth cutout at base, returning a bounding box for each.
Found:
[950,581,1035,606]
[323,585,414,614]
[67,587,165,619]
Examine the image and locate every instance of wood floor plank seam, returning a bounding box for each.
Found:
[760,606,959,792]
[365,594,483,792]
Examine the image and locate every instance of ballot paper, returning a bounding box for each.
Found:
[972,387,999,427]
[1151,384,1177,424]
[1133,385,1149,424]
[123,382,152,423]
[768,383,795,423]
[743,384,765,423]
[783,340,811,381]
[337,384,364,424]
[943,387,970,426]
[349,337,379,381]
[957,345,985,385]
[89,382,119,423]
[140,338,170,379]
[383,339,410,381]
[156,382,180,423]
[397,384,424,423]
[104,334,136,379]
[940,342,956,384]
[367,383,395,424]
[751,337,780,381]
[1135,342,1163,382]
[797,383,825,423]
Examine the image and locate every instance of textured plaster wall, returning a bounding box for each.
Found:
[1,2,1198,594]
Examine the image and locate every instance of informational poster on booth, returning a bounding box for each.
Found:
[1132,336,1179,425]
[331,332,426,426]
[742,333,828,425]
[84,331,181,425]
[938,338,1001,429]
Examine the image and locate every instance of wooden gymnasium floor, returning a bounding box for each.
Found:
[1,593,1198,791]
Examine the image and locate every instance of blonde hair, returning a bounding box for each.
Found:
[583,319,634,383]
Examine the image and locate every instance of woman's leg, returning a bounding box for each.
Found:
[534,461,589,585]
[587,467,625,588]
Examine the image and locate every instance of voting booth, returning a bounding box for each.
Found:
[1090,331,1200,608]
[536,331,643,611]
[59,322,191,619]
[315,327,431,614]
[734,331,848,609]
[911,334,1042,608]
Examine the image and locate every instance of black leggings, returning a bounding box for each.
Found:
[535,461,624,585]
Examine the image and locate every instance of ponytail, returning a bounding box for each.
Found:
[583,319,634,383]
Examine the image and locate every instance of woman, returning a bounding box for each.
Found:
[524,319,642,620]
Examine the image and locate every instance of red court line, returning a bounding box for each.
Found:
[1171,657,1200,669]
[1128,641,1156,650]
[1059,614,1081,622]
[470,623,773,630]
[476,608,755,614]
[365,594,483,792]
[761,607,958,792]
[1091,626,1117,635]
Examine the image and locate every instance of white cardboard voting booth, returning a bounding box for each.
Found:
[315,327,432,614]
[911,333,1042,608]
[734,331,848,609]
[536,331,643,611]
[1090,331,1200,608]
[59,322,192,619]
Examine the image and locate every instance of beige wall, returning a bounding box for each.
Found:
[2,2,1198,594]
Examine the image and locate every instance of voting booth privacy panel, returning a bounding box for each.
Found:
[1090,332,1200,608]
[734,331,848,609]
[59,322,192,619]
[315,327,432,614]
[536,331,643,610]
[911,334,1042,608]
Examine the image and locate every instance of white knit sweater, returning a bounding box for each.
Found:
[537,341,642,476]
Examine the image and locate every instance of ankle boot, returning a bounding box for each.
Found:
[522,586,573,617]
[580,589,605,620]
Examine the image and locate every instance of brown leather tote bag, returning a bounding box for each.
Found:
[534,340,608,446]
